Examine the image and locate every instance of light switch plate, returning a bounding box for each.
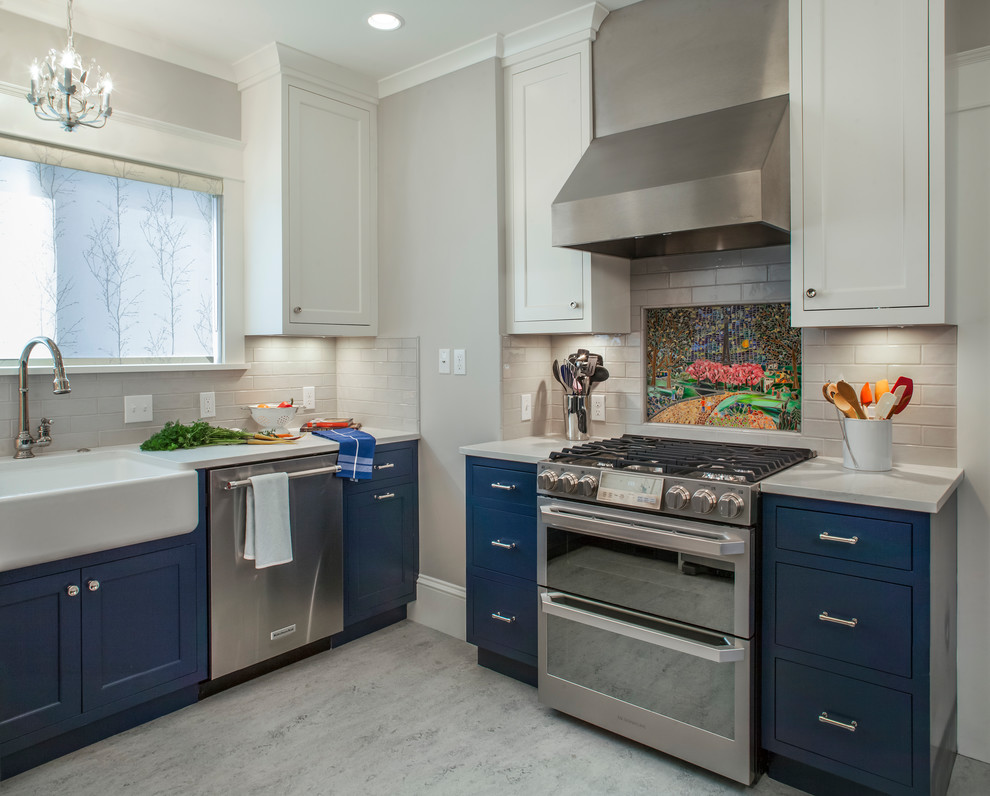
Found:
[439,348,451,374]
[124,394,153,423]
[453,349,466,375]
[521,393,532,421]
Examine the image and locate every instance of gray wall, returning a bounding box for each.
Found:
[377,59,504,587]
[948,0,990,54]
[0,9,240,139]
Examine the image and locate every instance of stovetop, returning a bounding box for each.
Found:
[538,435,816,526]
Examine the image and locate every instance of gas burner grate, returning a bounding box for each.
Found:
[549,435,815,483]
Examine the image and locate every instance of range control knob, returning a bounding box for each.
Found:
[691,488,717,514]
[576,475,598,497]
[718,493,745,520]
[558,472,578,493]
[665,484,690,510]
[537,469,558,491]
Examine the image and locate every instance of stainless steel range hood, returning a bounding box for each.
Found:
[552,94,790,259]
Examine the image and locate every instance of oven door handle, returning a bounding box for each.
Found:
[539,504,745,557]
[540,592,745,664]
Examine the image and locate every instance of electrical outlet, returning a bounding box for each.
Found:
[453,349,466,375]
[200,391,216,418]
[521,393,532,421]
[438,348,450,374]
[303,386,316,409]
[591,394,606,421]
[124,394,153,423]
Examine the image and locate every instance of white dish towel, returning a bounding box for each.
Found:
[243,472,292,568]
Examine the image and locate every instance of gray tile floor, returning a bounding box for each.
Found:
[5,621,990,795]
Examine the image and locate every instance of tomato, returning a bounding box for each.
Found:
[277,401,292,408]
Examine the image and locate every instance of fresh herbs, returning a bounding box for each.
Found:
[140,421,255,451]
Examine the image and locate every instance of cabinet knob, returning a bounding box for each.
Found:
[806,288,817,298]
[569,301,579,309]
[66,585,80,597]
[292,306,302,314]
[87,580,100,592]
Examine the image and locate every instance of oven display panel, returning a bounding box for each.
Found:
[598,472,664,510]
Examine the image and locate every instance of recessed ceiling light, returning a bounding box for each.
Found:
[368,12,404,31]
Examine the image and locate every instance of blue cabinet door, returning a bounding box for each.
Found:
[344,482,419,625]
[80,546,198,711]
[0,571,82,743]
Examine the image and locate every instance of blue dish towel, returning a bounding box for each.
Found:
[313,428,376,480]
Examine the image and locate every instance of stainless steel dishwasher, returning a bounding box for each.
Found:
[208,453,343,679]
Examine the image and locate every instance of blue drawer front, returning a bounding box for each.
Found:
[470,464,536,510]
[470,575,537,658]
[471,505,536,580]
[775,506,912,570]
[775,564,912,677]
[369,444,415,482]
[775,659,913,787]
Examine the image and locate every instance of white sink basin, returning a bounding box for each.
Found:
[0,448,199,573]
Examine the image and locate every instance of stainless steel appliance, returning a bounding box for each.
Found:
[208,453,343,680]
[536,435,814,785]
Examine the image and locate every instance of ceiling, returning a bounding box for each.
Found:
[4,0,641,83]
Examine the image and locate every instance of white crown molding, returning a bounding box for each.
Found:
[378,34,504,99]
[234,42,378,104]
[379,1,610,98]
[947,46,990,113]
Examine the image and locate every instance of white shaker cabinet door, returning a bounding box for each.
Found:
[791,0,943,326]
[287,86,377,330]
[507,51,591,326]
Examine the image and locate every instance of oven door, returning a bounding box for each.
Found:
[538,587,755,785]
[537,497,753,639]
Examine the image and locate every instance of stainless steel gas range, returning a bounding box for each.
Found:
[536,435,814,785]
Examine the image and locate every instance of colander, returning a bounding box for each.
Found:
[247,404,298,433]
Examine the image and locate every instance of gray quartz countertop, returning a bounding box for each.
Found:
[762,457,963,514]
[459,436,963,514]
[136,427,419,470]
[459,436,574,464]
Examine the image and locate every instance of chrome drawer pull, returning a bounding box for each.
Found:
[819,611,858,628]
[819,532,859,545]
[374,462,394,470]
[491,612,516,624]
[491,483,516,491]
[819,712,858,732]
[374,492,396,501]
[491,540,517,550]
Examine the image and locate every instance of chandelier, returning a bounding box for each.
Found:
[26,0,113,132]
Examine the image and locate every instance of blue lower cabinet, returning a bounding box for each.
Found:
[341,442,419,630]
[465,456,538,684]
[0,571,82,744]
[81,546,199,711]
[0,517,207,780]
[762,493,957,796]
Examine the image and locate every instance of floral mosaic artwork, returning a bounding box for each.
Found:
[644,303,801,431]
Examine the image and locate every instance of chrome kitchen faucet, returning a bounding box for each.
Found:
[14,336,71,459]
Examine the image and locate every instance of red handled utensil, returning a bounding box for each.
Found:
[890,376,914,415]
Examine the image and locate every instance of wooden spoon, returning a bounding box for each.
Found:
[835,380,867,419]
[822,382,838,404]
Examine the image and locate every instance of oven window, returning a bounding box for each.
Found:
[545,528,736,635]
[545,612,736,739]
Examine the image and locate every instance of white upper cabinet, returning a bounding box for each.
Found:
[790,0,946,326]
[239,45,378,336]
[504,43,630,334]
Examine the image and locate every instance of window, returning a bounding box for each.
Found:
[0,141,221,365]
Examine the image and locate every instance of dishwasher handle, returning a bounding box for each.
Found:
[224,463,342,490]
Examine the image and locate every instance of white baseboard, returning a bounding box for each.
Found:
[407,575,466,641]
